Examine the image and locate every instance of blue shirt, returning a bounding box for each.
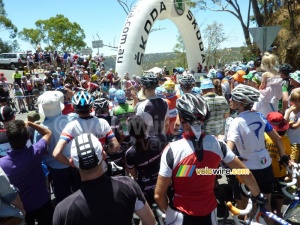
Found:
[52,78,60,89]
[34,114,74,169]
[63,52,68,60]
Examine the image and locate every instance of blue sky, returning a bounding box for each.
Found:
[2,0,253,56]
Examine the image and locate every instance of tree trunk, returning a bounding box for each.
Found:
[288,2,296,35]
[252,0,264,26]
[241,23,252,47]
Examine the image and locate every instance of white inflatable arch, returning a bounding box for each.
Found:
[115,0,206,78]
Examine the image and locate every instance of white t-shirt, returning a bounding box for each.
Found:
[60,116,115,147]
[34,77,43,84]
[27,55,33,63]
[0,81,10,92]
[227,111,273,169]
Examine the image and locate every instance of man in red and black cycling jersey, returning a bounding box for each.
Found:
[154,93,264,225]
[81,79,98,93]
[53,91,120,166]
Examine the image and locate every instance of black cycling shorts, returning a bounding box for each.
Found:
[273,176,285,199]
[251,165,274,194]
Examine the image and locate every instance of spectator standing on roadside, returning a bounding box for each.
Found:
[44,51,51,64]
[284,89,300,164]
[289,71,300,96]
[124,73,134,100]
[27,52,34,74]
[100,74,110,97]
[197,62,202,73]
[252,52,282,117]
[36,43,41,52]
[107,68,114,87]
[265,112,291,217]
[112,72,121,89]
[33,50,39,68]
[278,64,293,114]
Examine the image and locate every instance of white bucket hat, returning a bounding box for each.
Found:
[38,91,65,117]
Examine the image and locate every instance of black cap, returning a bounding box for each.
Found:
[0,106,14,122]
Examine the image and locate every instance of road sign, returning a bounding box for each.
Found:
[80,48,92,55]
[92,40,103,48]
[249,26,281,53]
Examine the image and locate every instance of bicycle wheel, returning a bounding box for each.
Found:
[8,98,18,112]
[13,98,20,112]
[28,97,35,111]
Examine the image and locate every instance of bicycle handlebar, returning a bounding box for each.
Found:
[279,163,299,200]
[286,162,300,176]
[226,198,253,225]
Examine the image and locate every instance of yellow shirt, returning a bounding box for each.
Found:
[23,70,30,76]
[264,133,291,178]
[91,74,98,82]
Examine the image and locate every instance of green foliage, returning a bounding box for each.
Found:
[18,28,44,49]
[0,38,19,53]
[173,35,187,68]
[26,14,87,52]
[203,21,228,66]
[0,0,17,38]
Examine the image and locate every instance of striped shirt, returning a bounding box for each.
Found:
[203,93,230,135]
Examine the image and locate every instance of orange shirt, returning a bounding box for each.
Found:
[165,95,178,135]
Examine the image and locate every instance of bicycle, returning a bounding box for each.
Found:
[225,165,299,225]
[281,164,300,224]
[27,94,36,111]
[152,204,166,225]
[7,97,19,113]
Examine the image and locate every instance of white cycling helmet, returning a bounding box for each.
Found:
[231,84,259,104]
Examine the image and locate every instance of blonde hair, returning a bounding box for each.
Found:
[291,89,300,102]
[213,79,222,96]
[260,52,278,71]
